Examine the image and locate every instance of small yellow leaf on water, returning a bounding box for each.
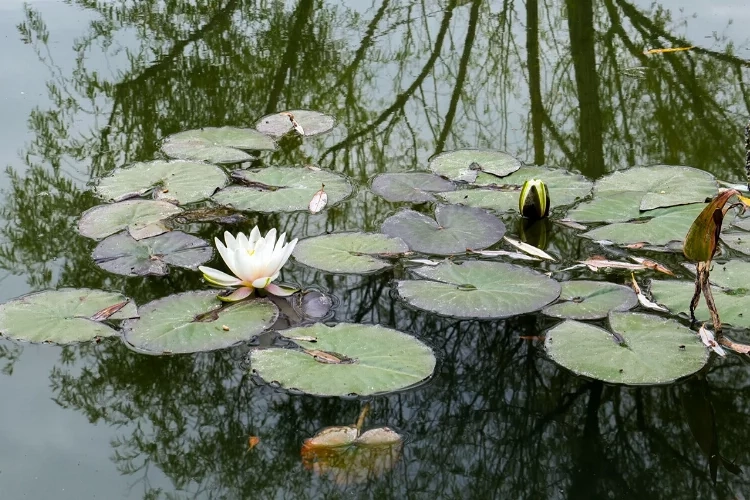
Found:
[644,46,695,55]
[222,325,230,331]
[248,436,260,450]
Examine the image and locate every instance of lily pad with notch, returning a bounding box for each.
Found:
[381,204,505,255]
[581,204,704,246]
[212,167,352,213]
[161,126,276,163]
[92,231,212,276]
[250,323,436,396]
[94,160,228,205]
[428,149,521,182]
[78,200,182,240]
[255,110,335,138]
[0,288,137,344]
[396,260,561,319]
[543,281,638,320]
[370,172,455,203]
[545,312,709,385]
[293,232,409,274]
[651,277,750,329]
[122,290,278,355]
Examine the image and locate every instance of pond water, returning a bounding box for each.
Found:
[1,1,750,498]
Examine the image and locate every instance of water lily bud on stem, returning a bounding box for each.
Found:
[519,179,550,220]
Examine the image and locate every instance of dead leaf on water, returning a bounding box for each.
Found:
[309,184,328,214]
[698,324,726,357]
[644,46,695,55]
[248,436,260,450]
[503,236,556,261]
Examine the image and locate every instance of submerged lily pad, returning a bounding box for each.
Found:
[581,204,704,246]
[381,204,505,255]
[250,323,435,396]
[651,277,750,329]
[161,127,276,163]
[78,200,182,240]
[293,233,408,274]
[256,110,335,137]
[94,160,228,205]
[122,291,278,355]
[212,167,352,212]
[371,172,455,203]
[0,289,137,344]
[92,231,212,276]
[543,281,638,320]
[396,260,560,318]
[428,149,521,182]
[545,312,708,385]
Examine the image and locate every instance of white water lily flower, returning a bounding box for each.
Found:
[199,227,298,301]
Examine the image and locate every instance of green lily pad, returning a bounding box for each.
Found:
[250,323,436,396]
[581,204,704,246]
[721,230,750,255]
[92,231,212,276]
[370,172,455,203]
[122,291,278,355]
[396,260,561,318]
[255,110,335,137]
[293,232,409,274]
[730,213,750,231]
[565,191,645,224]
[381,204,505,255]
[77,200,181,240]
[94,160,228,205]
[545,312,708,385]
[161,127,276,163]
[0,288,137,344]
[542,281,638,320]
[651,278,750,329]
[428,149,521,182]
[212,167,352,212]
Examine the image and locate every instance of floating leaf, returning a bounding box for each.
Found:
[161,127,276,164]
[92,231,212,276]
[545,312,708,385]
[212,167,352,213]
[698,324,726,357]
[630,274,668,312]
[466,249,540,261]
[428,149,521,182]
[256,110,335,137]
[0,289,137,344]
[381,205,505,255]
[720,230,750,255]
[250,323,435,396]
[542,281,637,320]
[396,260,560,319]
[308,185,328,214]
[629,256,674,276]
[122,291,278,355]
[503,236,556,261]
[577,258,647,272]
[644,46,694,55]
[684,190,737,261]
[293,232,408,274]
[581,204,704,246]
[370,172,455,203]
[78,200,181,240]
[94,160,228,205]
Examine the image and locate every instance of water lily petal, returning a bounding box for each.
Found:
[236,231,250,250]
[199,266,244,287]
[234,247,260,284]
[223,231,238,250]
[248,226,261,245]
[217,286,254,302]
[215,238,241,277]
[265,283,298,297]
[252,276,273,289]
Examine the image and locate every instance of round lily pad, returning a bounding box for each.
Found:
[651,277,750,329]
[255,110,335,137]
[581,204,703,246]
[92,231,212,276]
[250,323,436,396]
[396,260,561,319]
[212,167,352,213]
[293,232,409,274]
[428,149,522,182]
[381,204,505,255]
[78,200,182,240]
[542,281,638,320]
[161,127,276,163]
[122,291,278,355]
[565,191,644,224]
[0,288,137,344]
[545,312,708,385]
[94,160,228,205]
[370,172,455,203]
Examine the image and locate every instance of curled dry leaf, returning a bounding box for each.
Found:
[698,324,726,357]
[718,336,750,355]
[629,256,674,276]
[466,248,541,261]
[643,46,694,55]
[247,436,260,450]
[281,112,305,135]
[630,273,668,312]
[309,184,328,214]
[407,258,440,266]
[503,236,556,261]
[89,300,131,322]
[579,257,645,272]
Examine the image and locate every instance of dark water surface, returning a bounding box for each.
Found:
[1,1,750,498]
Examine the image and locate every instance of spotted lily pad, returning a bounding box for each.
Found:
[122,291,278,355]
[250,323,435,396]
[255,110,335,137]
[212,167,352,212]
[381,204,505,255]
[161,127,276,163]
[78,200,182,240]
[545,312,708,385]
[92,231,212,276]
[396,260,561,318]
[542,281,638,320]
[370,172,455,203]
[293,233,409,274]
[581,204,704,246]
[0,289,137,344]
[428,149,521,182]
[94,160,228,205]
